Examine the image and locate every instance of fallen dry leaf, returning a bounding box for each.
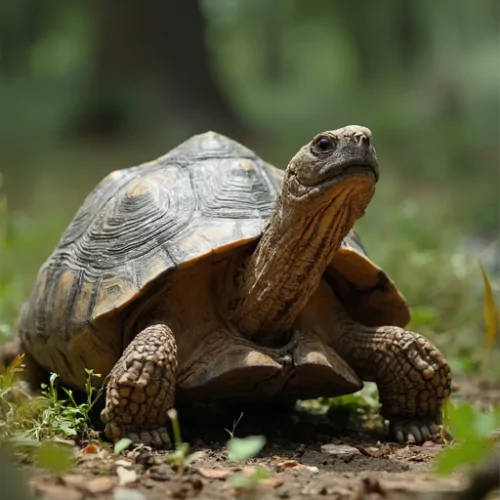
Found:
[77,448,110,463]
[82,444,99,455]
[275,459,299,468]
[84,476,117,494]
[116,466,138,486]
[196,467,233,479]
[274,458,319,473]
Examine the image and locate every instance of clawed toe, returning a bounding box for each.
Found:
[391,419,440,444]
[104,422,172,449]
[105,426,172,449]
[137,427,171,449]
[126,427,171,449]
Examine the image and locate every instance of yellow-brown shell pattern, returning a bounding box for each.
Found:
[20,132,282,346]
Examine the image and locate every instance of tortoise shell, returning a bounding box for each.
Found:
[19,132,409,377]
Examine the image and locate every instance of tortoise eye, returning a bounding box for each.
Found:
[312,136,336,154]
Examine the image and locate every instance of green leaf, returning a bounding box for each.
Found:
[445,403,500,441]
[447,403,477,440]
[166,448,187,463]
[252,467,271,480]
[229,468,271,490]
[36,441,75,473]
[227,435,266,462]
[437,402,500,476]
[58,422,77,437]
[479,260,499,354]
[114,438,133,455]
[167,408,182,447]
[229,472,255,490]
[435,438,490,475]
[183,451,205,466]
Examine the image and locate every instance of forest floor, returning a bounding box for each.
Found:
[16,374,499,500]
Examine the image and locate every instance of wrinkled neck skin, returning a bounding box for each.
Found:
[231,175,375,342]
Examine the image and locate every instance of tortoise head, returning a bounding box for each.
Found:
[285,125,379,216]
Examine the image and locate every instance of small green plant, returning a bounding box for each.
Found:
[227,435,266,462]
[0,354,27,401]
[0,357,96,473]
[224,412,244,439]
[435,401,500,475]
[30,368,104,440]
[0,364,103,444]
[229,467,272,495]
[0,356,43,442]
[226,435,269,494]
[165,408,203,475]
[326,389,379,415]
[114,437,133,455]
[297,383,381,433]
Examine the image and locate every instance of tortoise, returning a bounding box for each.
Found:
[10,126,451,448]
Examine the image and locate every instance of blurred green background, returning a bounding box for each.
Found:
[0,0,499,375]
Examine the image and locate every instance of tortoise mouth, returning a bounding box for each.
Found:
[296,154,379,189]
[296,162,377,192]
[320,159,379,186]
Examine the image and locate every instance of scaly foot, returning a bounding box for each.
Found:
[101,323,178,449]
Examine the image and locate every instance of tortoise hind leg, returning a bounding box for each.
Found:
[330,313,451,444]
[101,323,178,448]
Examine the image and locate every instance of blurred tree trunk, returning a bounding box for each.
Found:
[334,0,419,81]
[264,2,285,84]
[0,0,44,74]
[72,0,243,138]
[393,0,419,70]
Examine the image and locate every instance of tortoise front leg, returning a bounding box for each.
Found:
[331,315,451,444]
[101,323,178,448]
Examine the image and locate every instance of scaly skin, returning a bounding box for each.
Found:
[330,311,451,444]
[233,126,377,338]
[101,323,177,448]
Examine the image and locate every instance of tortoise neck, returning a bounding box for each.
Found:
[231,191,353,339]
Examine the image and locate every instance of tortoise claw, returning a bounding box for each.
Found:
[106,426,172,449]
[390,419,441,445]
[139,427,172,449]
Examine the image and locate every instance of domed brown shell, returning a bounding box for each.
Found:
[19,131,409,358]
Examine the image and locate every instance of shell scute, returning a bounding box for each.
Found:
[21,133,278,344]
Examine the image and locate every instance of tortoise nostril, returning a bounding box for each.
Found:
[355,132,370,147]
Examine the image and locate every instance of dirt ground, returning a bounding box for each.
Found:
[10,375,500,500]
